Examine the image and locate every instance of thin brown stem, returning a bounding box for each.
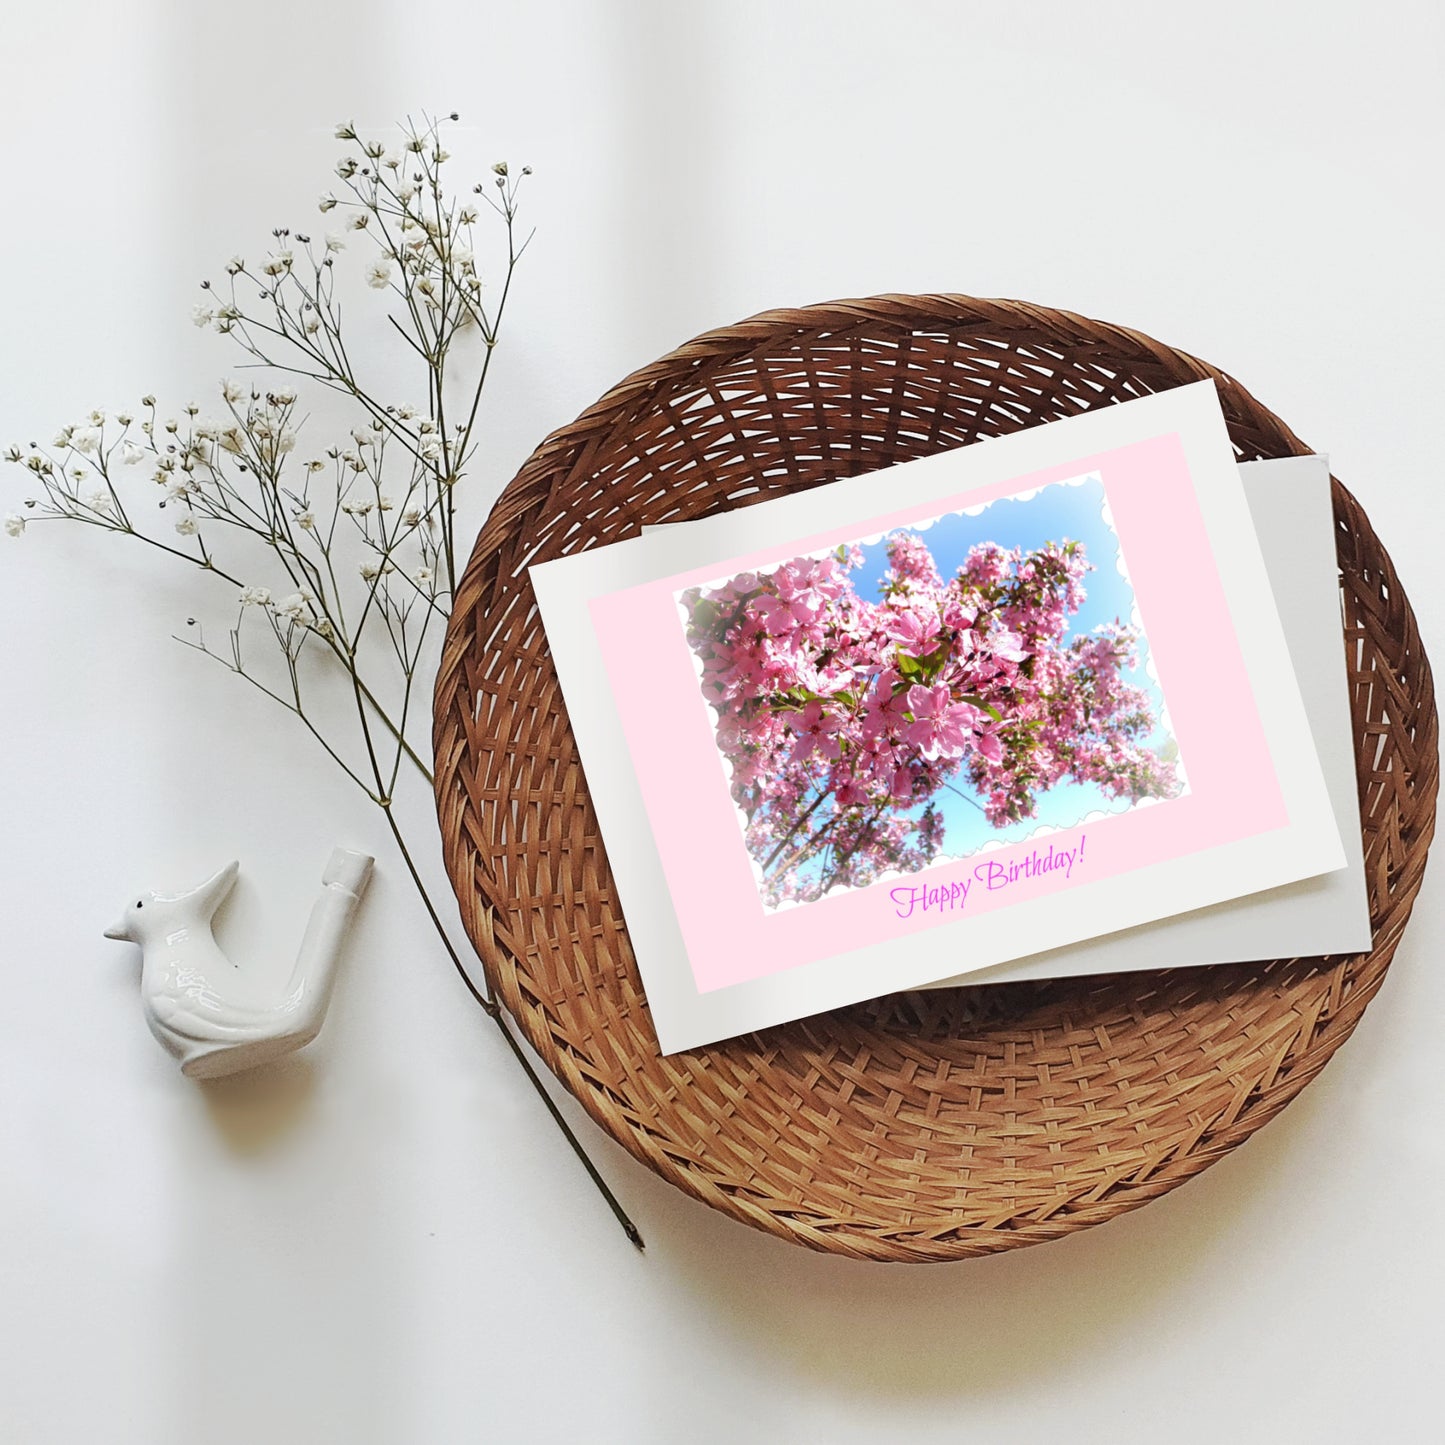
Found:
[2,118,636,1247]
[376,800,643,1250]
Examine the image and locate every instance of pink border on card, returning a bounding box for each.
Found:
[589,433,1286,994]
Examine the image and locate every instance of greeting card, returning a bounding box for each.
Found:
[531,383,1345,1052]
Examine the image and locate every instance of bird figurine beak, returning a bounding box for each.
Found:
[103,920,132,942]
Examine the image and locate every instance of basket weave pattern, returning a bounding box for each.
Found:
[434,296,1436,1261]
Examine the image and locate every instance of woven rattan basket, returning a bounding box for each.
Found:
[433,295,1436,1262]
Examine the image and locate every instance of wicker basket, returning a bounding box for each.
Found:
[433,296,1437,1262]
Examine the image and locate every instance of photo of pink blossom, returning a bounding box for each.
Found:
[679,476,1184,908]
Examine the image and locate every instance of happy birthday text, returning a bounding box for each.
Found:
[888,836,1088,920]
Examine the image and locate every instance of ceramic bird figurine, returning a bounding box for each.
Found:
[103,847,374,1079]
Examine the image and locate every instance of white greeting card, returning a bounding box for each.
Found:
[531,383,1345,1052]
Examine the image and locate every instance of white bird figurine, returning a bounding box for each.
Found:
[103,847,374,1079]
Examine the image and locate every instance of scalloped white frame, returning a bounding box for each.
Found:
[672,470,1191,912]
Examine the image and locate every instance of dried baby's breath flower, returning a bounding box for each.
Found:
[0,113,627,1239]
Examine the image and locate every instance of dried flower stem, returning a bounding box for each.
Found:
[5,114,641,1249]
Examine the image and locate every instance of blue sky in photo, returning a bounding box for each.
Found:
[850,474,1175,859]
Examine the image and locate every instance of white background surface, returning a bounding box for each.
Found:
[1,3,1441,1441]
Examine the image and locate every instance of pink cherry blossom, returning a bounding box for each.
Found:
[887,608,937,655]
[680,525,1181,906]
[789,700,843,763]
[903,683,980,761]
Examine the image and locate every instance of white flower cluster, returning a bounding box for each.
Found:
[274,589,313,622]
[5,111,524,849]
[0,116,641,1251]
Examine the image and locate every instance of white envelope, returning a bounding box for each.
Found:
[922,453,1372,987]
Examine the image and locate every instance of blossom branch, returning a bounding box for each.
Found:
[6,113,643,1249]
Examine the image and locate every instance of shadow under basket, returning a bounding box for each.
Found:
[433,295,1437,1262]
